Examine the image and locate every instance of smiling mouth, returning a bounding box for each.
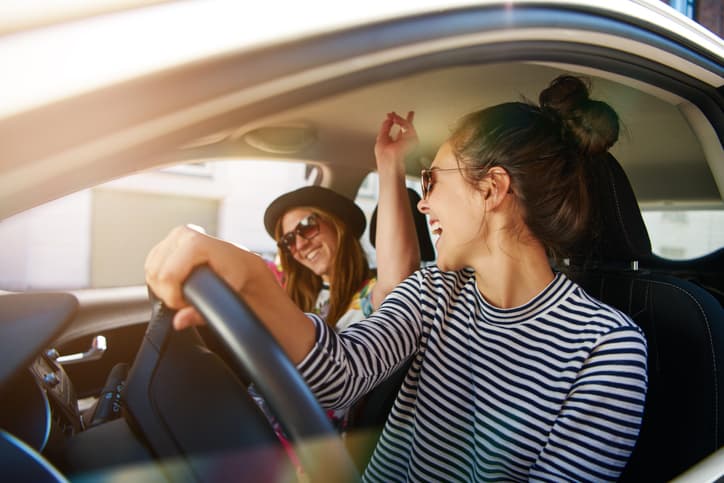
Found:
[430,220,442,236]
[304,247,321,261]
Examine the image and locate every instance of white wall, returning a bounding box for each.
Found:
[0,191,91,290]
[643,210,724,259]
[0,161,313,291]
[217,160,309,258]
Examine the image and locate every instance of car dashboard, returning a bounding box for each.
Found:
[0,290,296,482]
[0,292,151,480]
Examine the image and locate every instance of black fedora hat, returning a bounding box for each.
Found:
[264,186,366,240]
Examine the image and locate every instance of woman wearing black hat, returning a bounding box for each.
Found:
[263,112,421,331]
[264,186,378,331]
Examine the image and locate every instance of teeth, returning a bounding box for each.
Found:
[306,248,320,260]
[430,221,442,235]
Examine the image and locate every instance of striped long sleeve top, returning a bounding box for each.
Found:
[297,268,648,482]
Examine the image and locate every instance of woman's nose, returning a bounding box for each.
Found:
[294,233,311,252]
[417,197,429,214]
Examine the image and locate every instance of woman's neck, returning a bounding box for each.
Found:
[471,236,554,309]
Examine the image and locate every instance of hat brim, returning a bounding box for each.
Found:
[264,186,366,241]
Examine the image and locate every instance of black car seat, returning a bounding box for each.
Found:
[565,153,724,481]
[644,249,724,306]
[369,187,436,263]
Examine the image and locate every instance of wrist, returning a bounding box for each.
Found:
[376,157,406,176]
[212,242,262,296]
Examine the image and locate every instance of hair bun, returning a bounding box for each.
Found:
[539,75,619,156]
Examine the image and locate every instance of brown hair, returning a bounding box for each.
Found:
[449,75,619,260]
[274,207,372,327]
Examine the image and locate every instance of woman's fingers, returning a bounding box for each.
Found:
[376,113,395,142]
[389,111,416,139]
[174,306,205,330]
[145,225,208,311]
[374,110,418,169]
[379,111,416,141]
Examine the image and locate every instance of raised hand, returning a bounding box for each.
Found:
[374,111,418,172]
[370,110,421,309]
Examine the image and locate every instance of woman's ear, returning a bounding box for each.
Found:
[481,166,511,209]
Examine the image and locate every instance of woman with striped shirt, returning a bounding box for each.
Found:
[146,75,648,482]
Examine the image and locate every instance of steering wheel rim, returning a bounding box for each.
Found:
[183,265,360,482]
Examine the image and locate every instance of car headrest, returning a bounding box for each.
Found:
[369,188,436,262]
[581,153,652,264]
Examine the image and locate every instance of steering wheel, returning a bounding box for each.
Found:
[182,265,360,482]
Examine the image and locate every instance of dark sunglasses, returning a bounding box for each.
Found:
[420,167,465,199]
[421,167,507,199]
[277,213,320,254]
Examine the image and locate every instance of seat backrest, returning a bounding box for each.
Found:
[645,249,724,306]
[571,269,724,481]
[369,187,435,263]
[566,154,724,481]
[574,151,724,304]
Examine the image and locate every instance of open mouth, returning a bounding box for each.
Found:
[430,220,442,237]
[305,247,321,262]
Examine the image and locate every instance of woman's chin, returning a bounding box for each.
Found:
[305,261,329,278]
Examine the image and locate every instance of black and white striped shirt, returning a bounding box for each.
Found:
[298,268,648,482]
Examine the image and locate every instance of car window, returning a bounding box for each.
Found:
[0,160,315,291]
[641,209,724,260]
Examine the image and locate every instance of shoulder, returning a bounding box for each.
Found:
[562,275,646,341]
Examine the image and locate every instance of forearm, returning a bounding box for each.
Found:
[299,274,424,408]
[372,161,420,307]
[237,253,317,364]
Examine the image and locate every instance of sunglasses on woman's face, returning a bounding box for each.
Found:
[278,213,320,254]
[421,166,504,199]
[420,167,461,199]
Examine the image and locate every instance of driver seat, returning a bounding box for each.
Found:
[565,153,724,481]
